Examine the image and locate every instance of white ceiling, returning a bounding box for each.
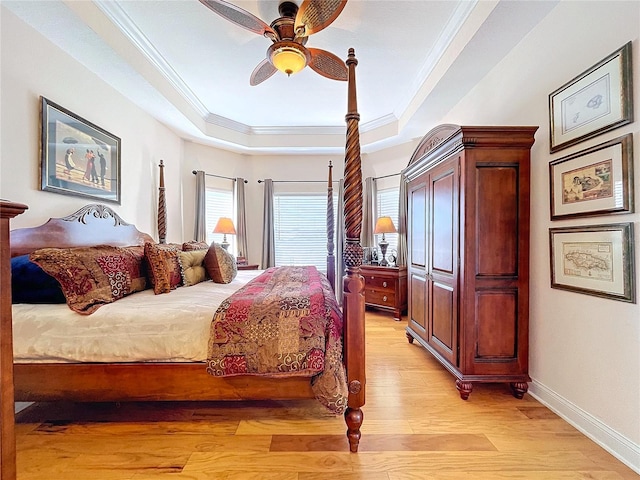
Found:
[4,0,558,155]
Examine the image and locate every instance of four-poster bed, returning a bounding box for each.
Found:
[9,49,365,451]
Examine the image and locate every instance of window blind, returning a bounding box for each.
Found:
[376,187,399,256]
[205,188,235,252]
[273,193,337,273]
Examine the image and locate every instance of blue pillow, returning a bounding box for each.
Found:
[11,254,66,304]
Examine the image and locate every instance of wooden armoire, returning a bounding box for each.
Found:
[404,124,537,400]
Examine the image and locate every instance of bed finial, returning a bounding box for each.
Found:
[342,47,365,453]
[158,160,167,244]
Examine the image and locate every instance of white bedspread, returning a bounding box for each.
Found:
[12,270,262,363]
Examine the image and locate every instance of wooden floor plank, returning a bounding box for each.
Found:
[270,434,497,452]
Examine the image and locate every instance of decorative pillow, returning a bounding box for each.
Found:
[29,245,147,314]
[203,243,237,284]
[178,249,208,287]
[144,242,182,294]
[11,254,66,304]
[182,241,209,251]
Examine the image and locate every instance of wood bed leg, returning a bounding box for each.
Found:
[345,406,363,453]
[342,48,366,453]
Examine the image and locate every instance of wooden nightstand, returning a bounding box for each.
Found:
[360,264,407,320]
[237,264,260,270]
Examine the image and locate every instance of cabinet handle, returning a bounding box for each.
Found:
[382,281,388,288]
[383,295,388,302]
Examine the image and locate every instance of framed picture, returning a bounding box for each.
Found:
[549,223,635,303]
[549,134,634,219]
[549,42,633,153]
[40,96,121,204]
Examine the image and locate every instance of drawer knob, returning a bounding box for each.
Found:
[382,281,388,288]
[383,295,388,302]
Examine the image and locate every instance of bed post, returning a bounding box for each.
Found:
[326,161,336,292]
[342,48,365,453]
[158,160,167,244]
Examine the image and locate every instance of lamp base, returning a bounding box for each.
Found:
[220,233,230,250]
[378,239,389,267]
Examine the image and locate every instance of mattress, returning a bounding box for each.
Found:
[12,270,262,363]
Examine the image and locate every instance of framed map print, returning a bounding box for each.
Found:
[549,134,634,219]
[549,223,635,303]
[549,42,633,153]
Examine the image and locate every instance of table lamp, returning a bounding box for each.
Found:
[213,217,236,250]
[374,216,397,266]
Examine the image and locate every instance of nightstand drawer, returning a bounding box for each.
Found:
[363,275,394,291]
[365,289,396,307]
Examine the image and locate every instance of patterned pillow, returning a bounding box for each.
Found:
[144,242,182,294]
[29,245,147,314]
[182,241,209,251]
[178,249,208,287]
[203,243,237,284]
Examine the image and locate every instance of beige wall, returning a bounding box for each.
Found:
[1,0,639,472]
[444,0,640,454]
[364,1,640,469]
[0,7,184,243]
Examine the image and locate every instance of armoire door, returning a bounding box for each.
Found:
[407,176,427,340]
[426,156,459,366]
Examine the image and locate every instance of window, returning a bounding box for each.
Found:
[205,188,235,252]
[273,193,337,273]
[376,187,399,256]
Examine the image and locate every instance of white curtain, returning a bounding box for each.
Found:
[396,173,408,267]
[361,176,376,248]
[234,177,249,259]
[261,179,275,268]
[193,170,206,242]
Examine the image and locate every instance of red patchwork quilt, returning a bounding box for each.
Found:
[206,266,348,414]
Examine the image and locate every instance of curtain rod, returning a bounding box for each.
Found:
[192,170,248,183]
[257,179,340,184]
[373,172,401,180]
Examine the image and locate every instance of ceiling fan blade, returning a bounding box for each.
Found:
[308,48,347,81]
[250,58,278,86]
[294,0,347,37]
[199,0,276,39]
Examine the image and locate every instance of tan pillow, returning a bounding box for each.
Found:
[144,242,182,294]
[182,241,209,251]
[178,249,208,286]
[29,245,147,315]
[203,243,237,284]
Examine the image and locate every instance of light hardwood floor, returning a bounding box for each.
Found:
[15,311,638,479]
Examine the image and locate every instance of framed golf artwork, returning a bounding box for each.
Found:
[40,96,121,204]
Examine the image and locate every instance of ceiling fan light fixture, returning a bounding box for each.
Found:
[269,42,309,76]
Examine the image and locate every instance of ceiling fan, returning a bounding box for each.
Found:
[199,0,348,85]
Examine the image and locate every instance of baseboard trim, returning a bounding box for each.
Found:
[529,379,640,475]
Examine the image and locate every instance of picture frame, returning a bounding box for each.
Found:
[549,223,635,303]
[549,134,634,219]
[549,42,633,153]
[40,96,121,204]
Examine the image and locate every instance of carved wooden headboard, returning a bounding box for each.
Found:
[9,204,153,258]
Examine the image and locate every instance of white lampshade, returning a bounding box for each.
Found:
[374,216,397,234]
[213,217,236,235]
